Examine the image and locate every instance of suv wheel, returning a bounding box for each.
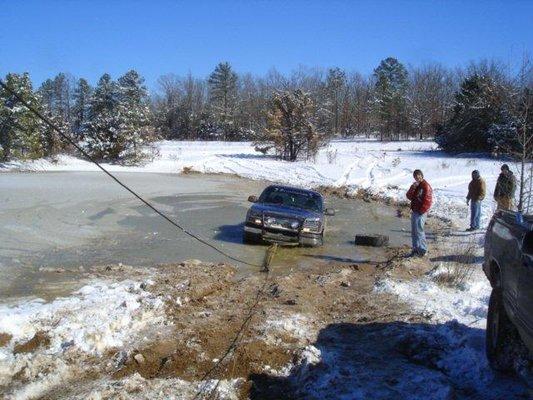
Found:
[486,288,517,372]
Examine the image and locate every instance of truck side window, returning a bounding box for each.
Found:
[523,231,533,255]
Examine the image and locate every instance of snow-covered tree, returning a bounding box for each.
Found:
[256,89,325,161]
[84,73,122,160]
[116,70,153,159]
[373,57,409,140]
[84,71,153,162]
[0,73,46,160]
[437,73,509,152]
[208,62,238,140]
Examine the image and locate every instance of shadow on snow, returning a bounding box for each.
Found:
[248,321,530,400]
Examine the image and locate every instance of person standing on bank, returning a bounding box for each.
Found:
[466,170,486,231]
[494,164,516,210]
[406,169,433,257]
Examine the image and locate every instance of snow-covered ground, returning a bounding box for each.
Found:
[0,278,166,399]
[0,139,518,227]
[372,233,530,398]
[0,274,244,400]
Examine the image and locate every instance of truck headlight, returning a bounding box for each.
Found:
[247,210,262,225]
[302,218,321,233]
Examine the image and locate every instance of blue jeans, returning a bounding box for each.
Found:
[470,200,482,229]
[411,212,427,254]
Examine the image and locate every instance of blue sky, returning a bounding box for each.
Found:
[1,0,532,91]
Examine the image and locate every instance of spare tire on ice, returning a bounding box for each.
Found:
[354,234,389,247]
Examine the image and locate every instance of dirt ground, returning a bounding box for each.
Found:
[30,238,436,399]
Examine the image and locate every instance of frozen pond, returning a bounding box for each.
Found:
[0,172,412,300]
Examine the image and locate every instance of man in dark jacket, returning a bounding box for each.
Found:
[494,164,516,210]
[406,169,433,257]
[466,170,486,231]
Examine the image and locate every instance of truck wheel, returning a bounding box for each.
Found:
[243,232,259,245]
[316,233,324,247]
[486,288,516,372]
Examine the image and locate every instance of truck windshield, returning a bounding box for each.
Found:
[259,187,323,212]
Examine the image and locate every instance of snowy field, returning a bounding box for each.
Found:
[1,139,519,228]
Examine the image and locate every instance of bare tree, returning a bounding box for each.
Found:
[345,72,375,136]
[489,55,533,212]
[408,63,455,139]
[513,57,533,212]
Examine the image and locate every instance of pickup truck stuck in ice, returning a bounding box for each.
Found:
[243,185,335,247]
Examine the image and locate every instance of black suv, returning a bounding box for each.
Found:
[243,185,334,247]
[483,210,533,373]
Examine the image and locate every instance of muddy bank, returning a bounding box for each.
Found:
[2,239,530,400]
[0,250,426,400]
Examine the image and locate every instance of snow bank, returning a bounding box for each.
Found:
[1,139,517,227]
[374,271,491,328]
[0,279,168,399]
[75,373,243,400]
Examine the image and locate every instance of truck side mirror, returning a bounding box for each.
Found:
[248,195,258,203]
[325,208,335,216]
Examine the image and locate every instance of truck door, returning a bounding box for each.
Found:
[492,216,521,311]
[517,231,533,349]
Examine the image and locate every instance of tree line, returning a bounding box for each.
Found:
[0,57,531,164]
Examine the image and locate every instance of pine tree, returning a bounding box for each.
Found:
[437,73,508,152]
[256,89,325,161]
[116,70,152,159]
[38,79,55,111]
[0,73,46,160]
[38,74,72,152]
[373,57,409,140]
[38,74,74,135]
[72,78,92,136]
[84,73,122,160]
[208,62,238,140]
[84,71,152,162]
[325,67,347,136]
[52,73,73,125]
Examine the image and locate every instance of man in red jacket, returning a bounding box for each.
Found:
[406,169,433,257]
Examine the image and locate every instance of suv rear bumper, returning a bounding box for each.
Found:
[244,224,322,246]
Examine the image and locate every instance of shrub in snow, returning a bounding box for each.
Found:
[256,89,328,161]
